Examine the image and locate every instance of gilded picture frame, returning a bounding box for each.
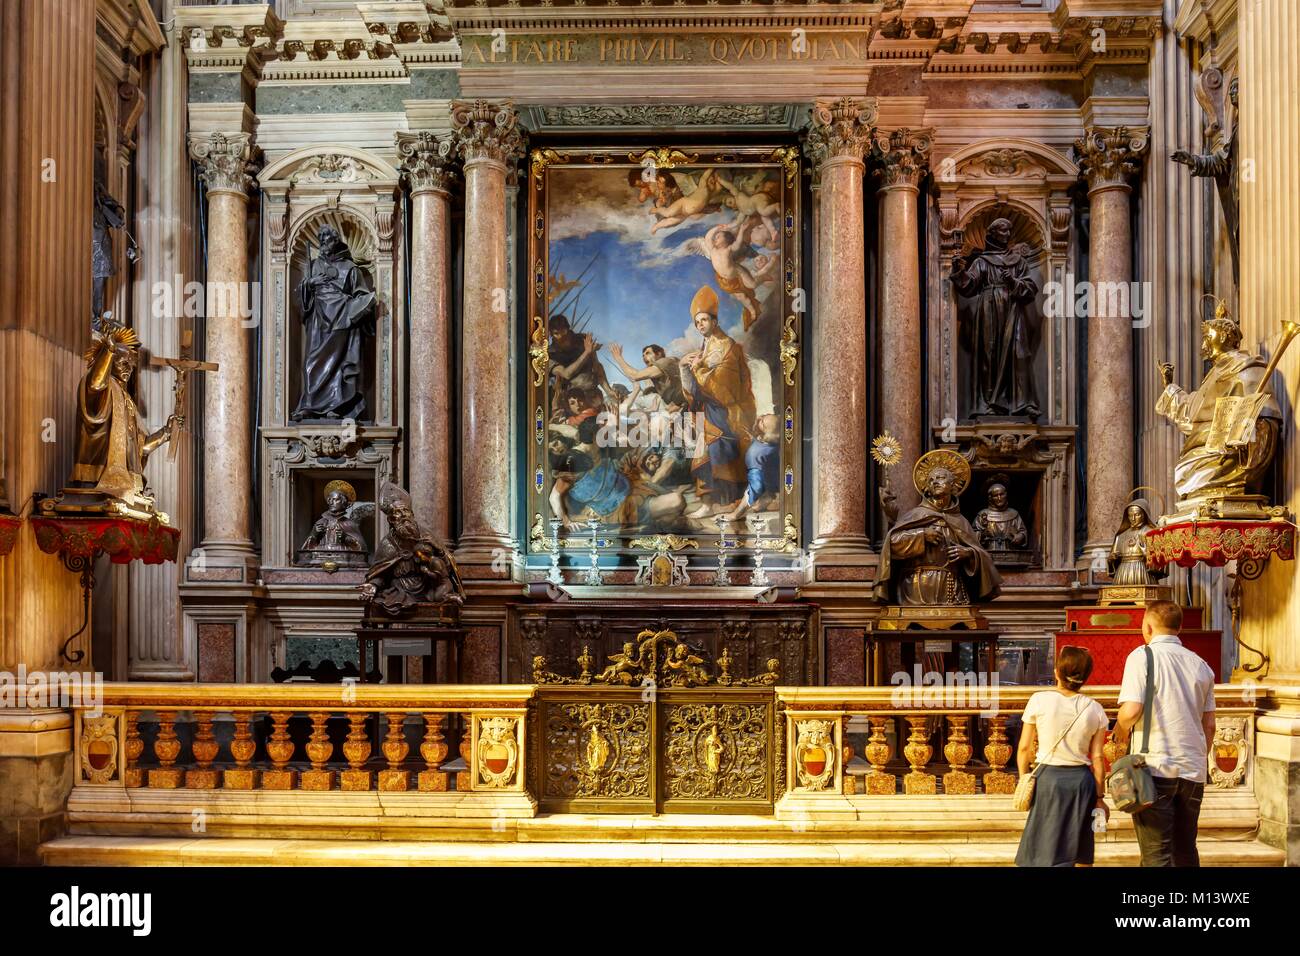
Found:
[525,145,802,559]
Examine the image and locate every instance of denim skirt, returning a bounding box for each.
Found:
[1015,764,1097,867]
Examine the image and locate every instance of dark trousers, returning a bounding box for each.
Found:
[1132,776,1205,867]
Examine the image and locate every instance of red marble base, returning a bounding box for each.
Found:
[1057,604,1222,682]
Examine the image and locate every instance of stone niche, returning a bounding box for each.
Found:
[254,146,406,677]
[928,139,1080,571]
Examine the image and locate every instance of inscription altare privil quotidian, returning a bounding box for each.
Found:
[462,32,869,67]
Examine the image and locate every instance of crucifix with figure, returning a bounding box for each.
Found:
[149,329,218,461]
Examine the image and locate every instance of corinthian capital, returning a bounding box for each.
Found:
[449,100,526,167]
[188,131,257,195]
[1074,126,1150,191]
[873,128,935,189]
[395,131,458,195]
[803,97,879,170]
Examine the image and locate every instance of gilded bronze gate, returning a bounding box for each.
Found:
[530,630,780,814]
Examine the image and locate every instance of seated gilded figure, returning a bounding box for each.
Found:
[1155,304,1295,518]
[874,450,1002,608]
[974,482,1029,553]
[43,324,180,522]
[298,479,372,569]
[360,482,463,618]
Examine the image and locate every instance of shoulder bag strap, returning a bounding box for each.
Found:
[1032,696,1087,777]
[1138,644,1156,754]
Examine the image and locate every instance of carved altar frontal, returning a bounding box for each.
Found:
[511,600,817,685]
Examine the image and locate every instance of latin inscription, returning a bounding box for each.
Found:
[461,32,869,67]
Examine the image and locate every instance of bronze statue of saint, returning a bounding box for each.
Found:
[874,450,1002,607]
[974,482,1029,552]
[292,224,376,422]
[298,480,372,568]
[1172,76,1238,283]
[360,482,462,617]
[50,324,179,521]
[1155,305,1285,510]
[1108,499,1166,587]
[92,180,139,328]
[952,218,1040,419]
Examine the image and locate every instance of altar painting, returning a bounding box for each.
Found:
[527,147,801,554]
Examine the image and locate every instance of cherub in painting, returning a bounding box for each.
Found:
[716,171,781,238]
[686,216,767,331]
[650,169,722,233]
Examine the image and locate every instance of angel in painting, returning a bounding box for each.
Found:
[650,169,723,233]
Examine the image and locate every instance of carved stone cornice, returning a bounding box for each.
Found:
[188,131,258,196]
[802,98,878,171]
[449,100,527,168]
[395,131,459,196]
[873,127,935,190]
[1074,125,1150,191]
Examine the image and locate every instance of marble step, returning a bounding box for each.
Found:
[40,834,1285,867]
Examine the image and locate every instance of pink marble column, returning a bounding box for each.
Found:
[1075,126,1149,557]
[187,131,258,573]
[396,131,458,541]
[450,101,525,561]
[875,129,934,515]
[803,99,876,555]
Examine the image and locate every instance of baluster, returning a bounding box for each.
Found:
[186,711,221,789]
[902,714,936,794]
[301,712,336,791]
[982,715,1015,794]
[455,713,473,791]
[124,711,144,789]
[379,712,411,791]
[418,713,450,792]
[864,715,895,794]
[148,710,184,789]
[224,712,260,789]
[341,712,373,790]
[262,711,298,790]
[842,742,857,795]
[1102,729,1128,771]
[942,715,976,794]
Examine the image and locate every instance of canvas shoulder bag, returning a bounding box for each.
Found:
[1012,695,1087,812]
[1106,645,1158,813]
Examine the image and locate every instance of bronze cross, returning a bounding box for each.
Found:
[149,329,218,461]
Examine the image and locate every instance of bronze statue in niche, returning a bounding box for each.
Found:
[293,224,377,422]
[952,217,1041,420]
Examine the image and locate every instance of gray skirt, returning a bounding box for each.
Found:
[1015,764,1097,867]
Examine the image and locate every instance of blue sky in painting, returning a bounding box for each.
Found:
[549,224,736,391]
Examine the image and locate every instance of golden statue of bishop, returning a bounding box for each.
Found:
[1155,305,1296,519]
[46,325,181,523]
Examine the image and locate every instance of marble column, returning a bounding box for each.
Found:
[803,99,875,556]
[186,132,258,576]
[1074,126,1149,558]
[129,21,198,679]
[396,131,458,542]
[1238,0,1300,866]
[449,101,525,563]
[0,0,96,865]
[875,128,934,516]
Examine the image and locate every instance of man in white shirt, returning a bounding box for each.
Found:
[1113,600,1217,867]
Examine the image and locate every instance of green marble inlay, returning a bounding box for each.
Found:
[189,72,245,104]
[257,83,409,115]
[408,69,459,100]
[285,636,359,670]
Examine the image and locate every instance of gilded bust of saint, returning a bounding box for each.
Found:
[299,480,371,567]
[1108,499,1166,587]
[974,482,1029,552]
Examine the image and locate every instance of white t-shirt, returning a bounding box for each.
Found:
[1118,635,1216,783]
[1022,690,1109,767]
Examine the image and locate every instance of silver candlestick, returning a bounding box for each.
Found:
[713,515,732,586]
[583,517,603,586]
[546,518,563,585]
[747,514,771,588]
